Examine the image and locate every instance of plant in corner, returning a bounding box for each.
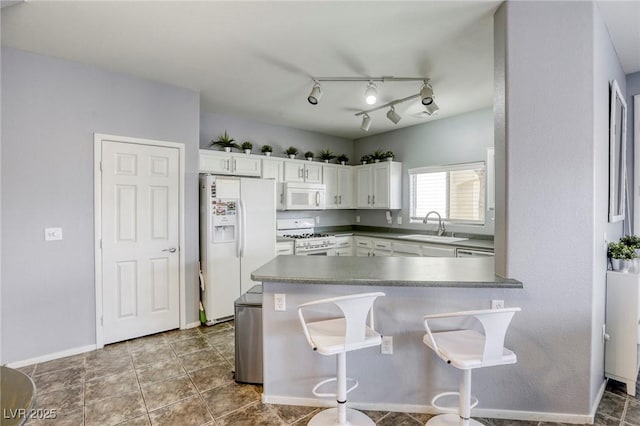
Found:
[337,154,349,165]
[241,141,253,154]
[261,145,273,156]
[210,131,239,152]
[285,146,298,159]
[319,149,336,163]
[304,151,315,161]
[608,241,637,272]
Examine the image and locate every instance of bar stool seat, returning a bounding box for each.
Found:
[423,308,520,426]
[298,292,385,426]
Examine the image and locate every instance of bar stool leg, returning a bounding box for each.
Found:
[459,370,471,426]
[337,352,347,425]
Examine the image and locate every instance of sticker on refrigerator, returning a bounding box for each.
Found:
[211,199,237,243]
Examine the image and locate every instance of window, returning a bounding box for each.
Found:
[409,162,486,224]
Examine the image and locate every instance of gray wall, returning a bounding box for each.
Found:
[627,71,640,230]
[200,110,356,227]
[496,0,624,415]
[353,108,494,235]
[1,48,200,364]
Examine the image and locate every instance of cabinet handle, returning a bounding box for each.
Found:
[280,193,284,204]
[372,195,375,205]
[305,169,309,179]
[232,159,236,172]
[225,159,230,170]
[367,195,371,205]
[339,195,342,205]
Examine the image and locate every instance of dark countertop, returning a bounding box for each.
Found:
[252,256,522,288]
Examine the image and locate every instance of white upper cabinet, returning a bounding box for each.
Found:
[200,150,261,177]
[262,157,285,210]
[283,159,323,184]
[355,161,402,209]
[323,164,354,209]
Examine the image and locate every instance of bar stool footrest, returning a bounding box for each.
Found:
[312,377,359,398]
[431,391,479,414]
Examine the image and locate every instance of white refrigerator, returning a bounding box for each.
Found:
[199,175,275,324]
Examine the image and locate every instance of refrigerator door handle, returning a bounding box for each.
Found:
[236,199,242,258]
[239,199,247,257]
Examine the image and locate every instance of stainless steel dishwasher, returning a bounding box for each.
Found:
[234,285,263,384]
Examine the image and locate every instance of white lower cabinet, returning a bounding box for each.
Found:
[392,242,422,257]
[276,240,294,256]
[605,271,640,396]
[334,236,353,256]
[421,244,456,257]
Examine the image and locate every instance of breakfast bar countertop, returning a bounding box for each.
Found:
[251,255,522,288]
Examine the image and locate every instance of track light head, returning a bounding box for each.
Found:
[386,106,401,124]
[424,99,439,116]
[420,83,434,106]
[364,82,377,105]
[307,82,322,105]
[360,114,372,131]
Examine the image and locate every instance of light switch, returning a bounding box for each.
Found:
[45,227,63,241]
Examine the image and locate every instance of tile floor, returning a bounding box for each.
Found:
[11,321,639,425]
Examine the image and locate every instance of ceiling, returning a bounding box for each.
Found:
[1,1,638,140]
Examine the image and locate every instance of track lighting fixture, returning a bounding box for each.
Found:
[307,81,322,105]
[424,100,439,116]
[386,106,402,124]
[420,83,434,106]
[364,82,377,105]
[360,114,372,131]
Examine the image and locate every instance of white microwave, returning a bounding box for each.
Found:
[283,182,326,210]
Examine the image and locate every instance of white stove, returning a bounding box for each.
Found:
[276,218,336,256]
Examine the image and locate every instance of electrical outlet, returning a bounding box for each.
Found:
[45,227,63,241]
[491,299,504,310]
[274,294,286,311]
[356,215,360,223]
[381,336,393,354]
[397,216,403,225]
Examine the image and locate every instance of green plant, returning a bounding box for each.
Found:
[621,235,640,250]
[319,149,335,161]
[370,149,387,160]
[210,131,239,149]
[304,151,315,158]
[241,141,253,150]
[261,144,273,153]
[608,241,637,259]
[384,150,395,159]
[360,155,371,163]
[285,146,298,156]
[337,154,349,163]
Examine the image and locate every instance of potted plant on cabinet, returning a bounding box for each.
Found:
[261,145,273,156]
[384,150,395,161]
[319,149,336,163]
[210,131,239,152]
[304,151,314,161]
[285,146,298,159]
[337,154,349,165]
[241,141,253,154]
[371,149,386,163]
[621,235,640,256]
[608,241,637,272]
[360,155,371,165]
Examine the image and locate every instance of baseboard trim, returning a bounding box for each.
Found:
[590,379,607,420]
[184,321,201,329]
[6,344,97,369]
[261,395,594,424]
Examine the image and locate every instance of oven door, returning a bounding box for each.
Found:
[295,248,336,256]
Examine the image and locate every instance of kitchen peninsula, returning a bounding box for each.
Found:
[251,256,522,413]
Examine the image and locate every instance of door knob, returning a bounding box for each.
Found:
[162,248,177,253]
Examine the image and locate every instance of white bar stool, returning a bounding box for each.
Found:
[297,292,385,426]
[422,307,521,426]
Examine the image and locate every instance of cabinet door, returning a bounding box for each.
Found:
[276,241,294,255]
[304,163,323,183]
[421,245,456,257]
[372,163,390,208]
[232,156,261,176]
[335,248,353,256]
[262,158,284,182]
[355,166,372,208]
[355,248,371,257]
[323,165,339,209]
[337,166,354,208]
[283,160,304,183]
[200,152,231,174]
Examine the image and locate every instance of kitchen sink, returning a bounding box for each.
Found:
[396,234,468,243]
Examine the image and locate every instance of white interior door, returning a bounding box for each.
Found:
[634,96,640,234]
[101,140,180,344]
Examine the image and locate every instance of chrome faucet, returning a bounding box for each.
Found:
[423,211,446,236]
